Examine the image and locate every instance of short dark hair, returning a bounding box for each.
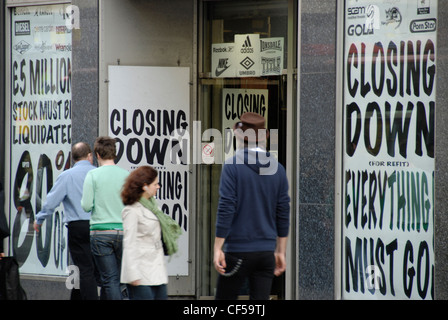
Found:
[72,142,92,162]
[121,166,158,205]
[94,136,117,160]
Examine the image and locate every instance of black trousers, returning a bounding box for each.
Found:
[67,220,98,300]
[215,251,275,300]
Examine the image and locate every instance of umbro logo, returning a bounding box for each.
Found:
[240,57,255,70]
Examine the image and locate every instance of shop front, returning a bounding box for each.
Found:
[338,0,437,300]
[1,0,448,300]
[196,0,298,299]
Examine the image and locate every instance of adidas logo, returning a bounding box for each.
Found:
[240,36,254,53]
[243,36,252,48]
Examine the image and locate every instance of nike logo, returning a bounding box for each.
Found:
[215,58,231,77]
[215,65,230,77]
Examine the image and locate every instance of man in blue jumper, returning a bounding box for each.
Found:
[214,112,290,300]
[34,142,98,300]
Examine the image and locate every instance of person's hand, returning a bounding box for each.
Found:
[0,253,5,260]
[130,280,141,286]
[274,252,286,276]
[274,237,288,276]
[213,237,226,275]
[213,248,226,275]
[33,221,41,232]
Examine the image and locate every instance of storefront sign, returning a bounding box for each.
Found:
[342,0,437,299]
[222,88,268,160]
[9,4,73,276]
[260,37,284,76]
[108,66,190,276]
[211,35,284,78]
[235,34,261,77]
[212,43,236,78]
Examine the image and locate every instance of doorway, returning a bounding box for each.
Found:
[197,0,294,299]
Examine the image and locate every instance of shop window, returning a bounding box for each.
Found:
[340,0,436,300]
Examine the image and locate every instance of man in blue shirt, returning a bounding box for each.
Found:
[214,112,290,300]
[34,142,98,300]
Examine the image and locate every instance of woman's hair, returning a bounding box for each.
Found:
[121,166,158,205]
[94,136,117,160]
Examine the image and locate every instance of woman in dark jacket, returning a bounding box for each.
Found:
[0,182,9,259]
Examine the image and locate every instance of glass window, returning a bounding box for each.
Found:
[341,0,436,300]
[9,4,73,276]
[198,0,290,298]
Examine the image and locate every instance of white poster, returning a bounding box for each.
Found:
[342,0,436,299]
[212,43,236,78]
[108,66,190,276]
[235,34,261,77]
[222,88,268,160]
[260,37,284,76]
[212,35,284,78]
[10,4,73,276]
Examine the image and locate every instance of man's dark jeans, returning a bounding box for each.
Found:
[90,230,123,300]
[67,220,98,300]
[215,251,275,300]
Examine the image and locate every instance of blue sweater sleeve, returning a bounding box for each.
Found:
[276,165,290,237]
[215,164,237,238]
